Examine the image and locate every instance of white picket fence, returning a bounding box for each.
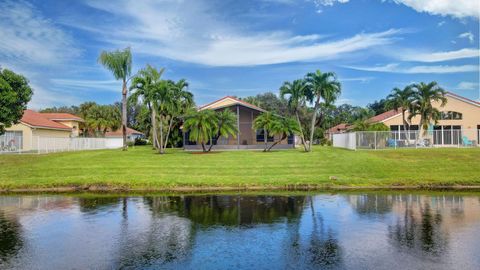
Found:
[333,129,480,150]
[0,135,123,154]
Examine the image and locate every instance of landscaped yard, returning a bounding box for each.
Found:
[0,146,479,190]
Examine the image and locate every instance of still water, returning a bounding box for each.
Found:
[0,192,479,270]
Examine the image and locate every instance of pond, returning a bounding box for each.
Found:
[0,192,479,269]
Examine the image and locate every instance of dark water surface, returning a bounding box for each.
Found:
[0,192,479,270]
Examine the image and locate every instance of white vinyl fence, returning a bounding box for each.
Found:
[333,129,480,150]
[0,135,123,154]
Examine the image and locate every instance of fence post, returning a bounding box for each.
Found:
[374,131,377,150]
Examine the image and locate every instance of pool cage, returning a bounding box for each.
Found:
[333,129,479,150]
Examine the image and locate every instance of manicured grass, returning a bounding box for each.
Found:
[0,146,479,190]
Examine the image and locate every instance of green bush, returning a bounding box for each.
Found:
[134,138,148,145]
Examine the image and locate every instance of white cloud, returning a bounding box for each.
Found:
[456,81,479,90]
[458,32,475,43]
[340,77,374,83]
[347,63,478,73]
[400,48,479,62]
[51,79,121,92]
[314,0,350,6]
[83,0,399,67]
[437,21,445,26]
[0,0,79,65]
[392,0,479,19]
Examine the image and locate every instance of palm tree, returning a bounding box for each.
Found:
[85,104,121,136]
[183,109,218,152]
[162,79,194,151]
[305,70,341,152]
[386,86,414,132]
[207,109,238,152]
[129,65,165,150]
[253,112,277,152]
[280,79,311,151]
[408,82,447,136]
[98,47,132,150]
[266,117,299,151]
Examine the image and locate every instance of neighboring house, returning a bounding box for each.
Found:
[3,110,84,151]
[105,127,145,142]
[183,96,295,150]
[367,92,480,146]
[325,123,351,140]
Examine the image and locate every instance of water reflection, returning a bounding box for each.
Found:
[0,193,478,269]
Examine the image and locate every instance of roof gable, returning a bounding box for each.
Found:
[105,127,144,137]
[199,96,266,112]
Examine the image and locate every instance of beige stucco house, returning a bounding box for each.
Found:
[3,110,84,151]
[367,92,480,146]
[183,96,295,150]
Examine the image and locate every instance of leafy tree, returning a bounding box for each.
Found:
[386,86,414,131]
[240,92,290,115]
[305,70,341,151]
[207,109,238,151]
[40,105,80,115]
[408,82,447,136]
[183,109,218,152]
[280,79,311,151]
[0,69,33,135]
[367,98,388,115]
[98,47,132,150]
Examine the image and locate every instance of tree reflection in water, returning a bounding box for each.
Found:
[0,213,23,265]
[388,201,448,257]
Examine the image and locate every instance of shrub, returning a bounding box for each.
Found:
[134,138,148,145]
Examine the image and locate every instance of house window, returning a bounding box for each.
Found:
[440,111,462,120]
[256,129,274,142]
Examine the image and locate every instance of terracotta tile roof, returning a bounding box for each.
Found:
[105,127,144,137]
[41,113,84,122]
[367,109,402,123]
[199,96,266,112]
[20,110,72,130]
[327,123,349,133]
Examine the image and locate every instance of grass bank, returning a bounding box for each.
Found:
[0,146,479,191]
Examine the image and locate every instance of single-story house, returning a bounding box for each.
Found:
[325,123,351,140]
[105,127,145,142]
[3,110,84,151]
[183,96,295,150]
[367,92,480,146]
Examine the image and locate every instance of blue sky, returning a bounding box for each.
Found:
[0,0,478,109]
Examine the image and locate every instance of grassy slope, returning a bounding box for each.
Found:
[0,146,479,189]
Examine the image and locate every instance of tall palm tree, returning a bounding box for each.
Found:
[208,109,238,152]
[280,79,311,151]
[98,47,132,150]
[163,79,194,151]
[305,70,341,152]
[253,112,277,152]
[266,117,299,151]
[386,86,414,131]
[129,65,165,150]
[408,82,447,136]
[183,109,218,152]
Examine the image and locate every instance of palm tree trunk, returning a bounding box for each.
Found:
[263,128,268,152]
[151,106,159,149]
[163,117,174,151]
[267,134,287,151]
[308,96,321,152]
[295,111,308,152]
[159,115,164,154]
[122,80,128,151]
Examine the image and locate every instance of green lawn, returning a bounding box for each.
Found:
[0,146,479,190]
